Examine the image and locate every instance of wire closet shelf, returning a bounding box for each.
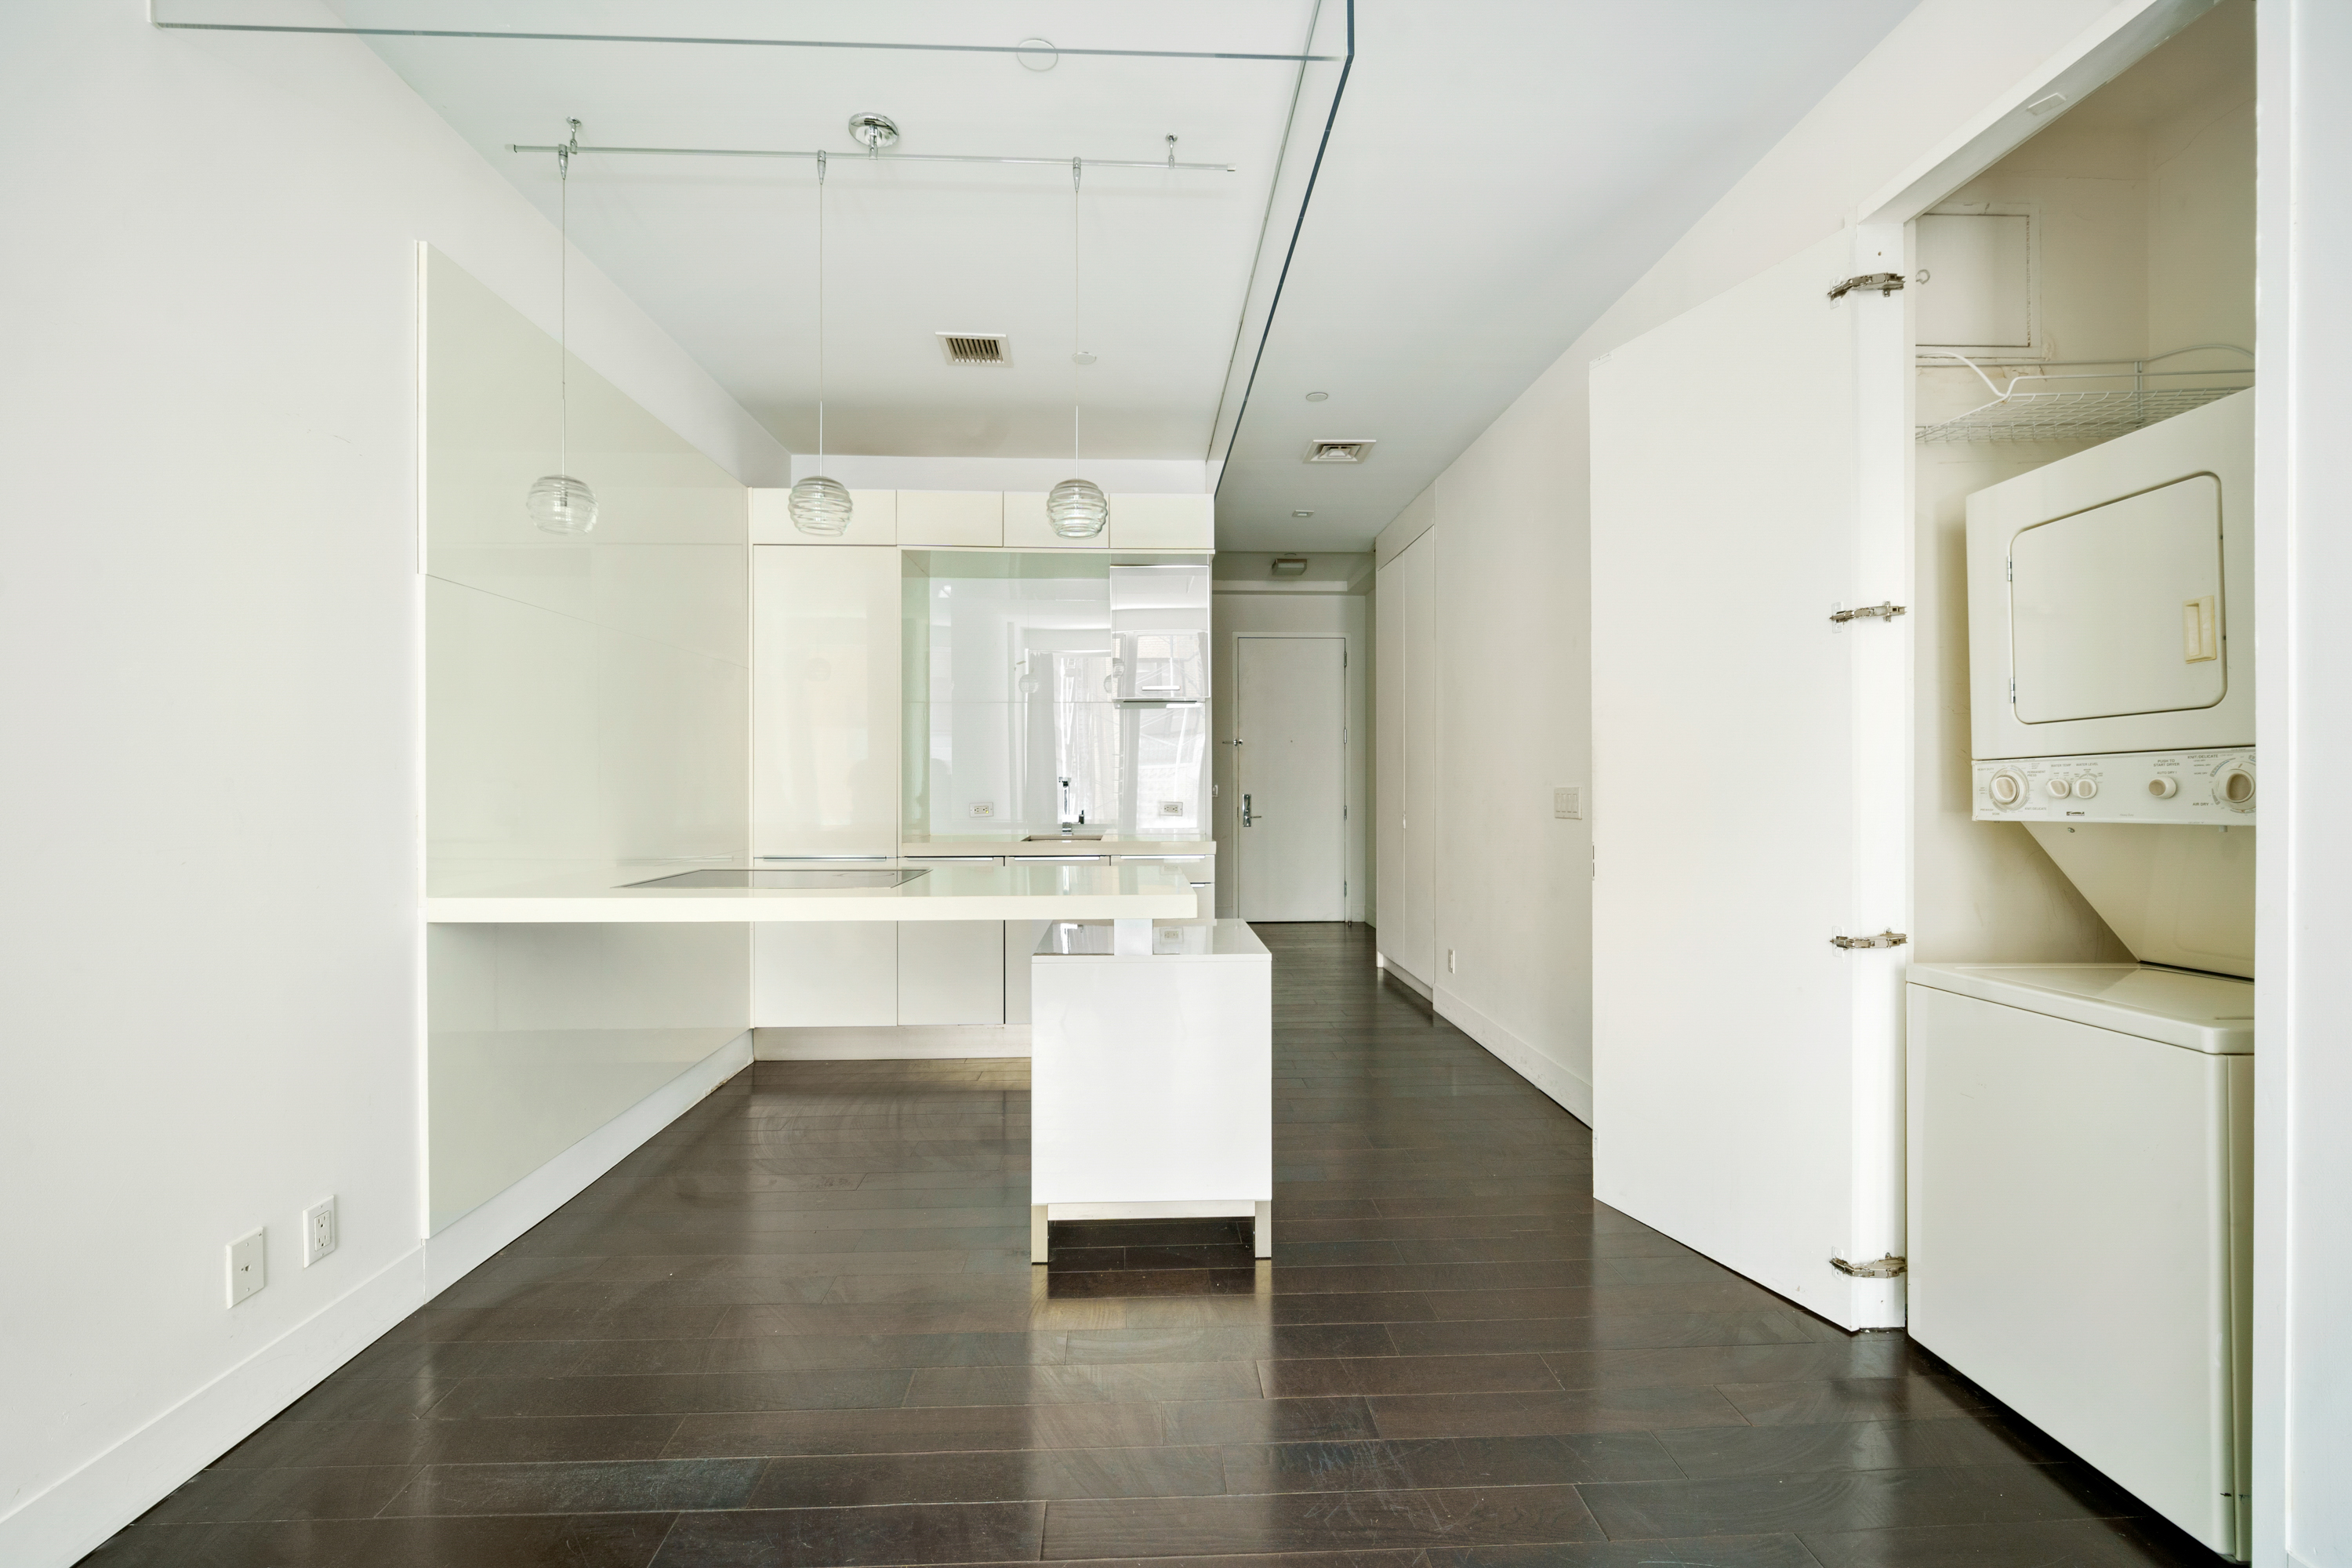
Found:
[1915,344,2252,445]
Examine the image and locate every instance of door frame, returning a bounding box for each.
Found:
[1233,633,1349,922]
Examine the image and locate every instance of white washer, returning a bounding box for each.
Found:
[1907,962,2252,1559]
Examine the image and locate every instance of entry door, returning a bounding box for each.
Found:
[1236,636,1347,921]
[1590,227,1911,1331]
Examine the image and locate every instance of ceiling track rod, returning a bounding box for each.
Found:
[152,21,1338,64]
[507,143,1236,172]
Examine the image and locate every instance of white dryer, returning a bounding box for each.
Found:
[1910,388,2256,1559]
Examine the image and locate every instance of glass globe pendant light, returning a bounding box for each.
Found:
[788,151,854,535]
[528,121,598,535]
[1048,157,1109,539]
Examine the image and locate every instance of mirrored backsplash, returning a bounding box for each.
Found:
[903,553,1210,839]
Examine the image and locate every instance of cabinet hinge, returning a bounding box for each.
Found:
[1828,271,1906,301]
[1828,601,1907,626]
[1830,1253,1907,1278]
[1830,930,1908,951]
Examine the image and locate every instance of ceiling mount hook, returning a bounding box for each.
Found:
[557,116,580,177]
[848,112,899,158]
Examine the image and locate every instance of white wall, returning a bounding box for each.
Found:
[0,6,785,1563]
[1210,584,1370,924]
[1369,0,2149,1128]
[2254,2,2352,1561]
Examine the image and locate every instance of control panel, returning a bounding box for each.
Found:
[1973,747,2255,826]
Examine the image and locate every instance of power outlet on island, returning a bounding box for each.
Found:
[227,1229,266,1308]
[1159,800,1185,817]
[968,801,994,819]
[302,1196,338,1268]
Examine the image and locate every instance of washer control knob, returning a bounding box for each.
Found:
[2148,777,2179,799]
[2216,761,2256,811]
[1987,770,2025,808]
[2048,778,2072,799]
[2073,778,2098,800]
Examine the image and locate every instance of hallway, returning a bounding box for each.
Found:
[89,925,2205,1566]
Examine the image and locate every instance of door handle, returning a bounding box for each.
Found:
[1242,793,1254,826]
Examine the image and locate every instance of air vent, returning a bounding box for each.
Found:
[1303,439,1375,463]
[938,332,1011,366]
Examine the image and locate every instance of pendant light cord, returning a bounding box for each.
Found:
[558,119,578,481]
[1071,157,1083,472]
[816,150,827,470]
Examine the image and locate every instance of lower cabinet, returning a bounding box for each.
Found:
[897,920,1007,1025]
[752,923,897,1027]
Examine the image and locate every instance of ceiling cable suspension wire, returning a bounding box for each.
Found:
[506,141,1234,173]
[787,150,851,534]
[1047,157,1108,539]
[152,18,1338,64]
[525,119,597,534]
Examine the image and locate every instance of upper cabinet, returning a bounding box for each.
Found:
[752,490,1212,552]
[750,489,898,546]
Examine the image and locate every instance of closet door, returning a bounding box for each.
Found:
[1374,535,1436,985]
[1590,227,1911,1331]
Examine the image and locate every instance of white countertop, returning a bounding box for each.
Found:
[898,834,1216,859]
[425,861,1202,924]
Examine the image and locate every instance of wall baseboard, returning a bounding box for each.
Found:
[0,1030,756,1568]
[0,1246,424,1568]
[424,1030,753,1298]
[1379,956,1434,1000]
[1434,985,1594,1127]
[755,1024,1031,1060]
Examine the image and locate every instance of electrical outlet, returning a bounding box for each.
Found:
[968,801,993,818]
[227,1229,266,1307]
[1159,800,1185,817]
[1554,786,1583,821]
[302,1196,337,1267]
[1446,948,1457,974]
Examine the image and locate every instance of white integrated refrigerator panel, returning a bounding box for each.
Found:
[753,546,900,857]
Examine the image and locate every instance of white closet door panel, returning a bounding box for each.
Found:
[1590,227,1909,1331]
[753,546,899,856]
[1399,538,1439,984]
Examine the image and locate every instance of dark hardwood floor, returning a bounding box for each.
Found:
[86,923,2217,1566]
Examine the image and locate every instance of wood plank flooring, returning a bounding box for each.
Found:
[84,923,2220,1566]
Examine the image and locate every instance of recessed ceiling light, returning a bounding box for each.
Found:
[1291,510,1316,517]
[1272,557,1310,576]
[1016,37,1059,71]
[1304,390,1329,401]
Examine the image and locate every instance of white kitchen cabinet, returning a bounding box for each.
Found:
[752,922,896,1026]
[897,920,1005,1024]
[753,545,899,856]
[898,490,1003,547]
[1107,493,1214,550]
[1004,492,1109,550]
[750,488,898,545]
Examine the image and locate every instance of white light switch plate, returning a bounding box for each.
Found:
[302,1196,337,1267]
[227,1229,265,1307]
[1554,786,1583,820]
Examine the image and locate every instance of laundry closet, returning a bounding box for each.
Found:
[1904,5,2256,1557]
[1589,2,2257,1559]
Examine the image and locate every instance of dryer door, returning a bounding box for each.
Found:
[2011,475,2227,724]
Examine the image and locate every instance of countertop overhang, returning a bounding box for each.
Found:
[426,861,1202,924]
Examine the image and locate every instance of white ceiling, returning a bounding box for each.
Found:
[344,1,1326,461]
[1214,1,1921,550]
[325,2,1922,544]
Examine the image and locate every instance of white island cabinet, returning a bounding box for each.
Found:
[1028,919,1272,1261]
